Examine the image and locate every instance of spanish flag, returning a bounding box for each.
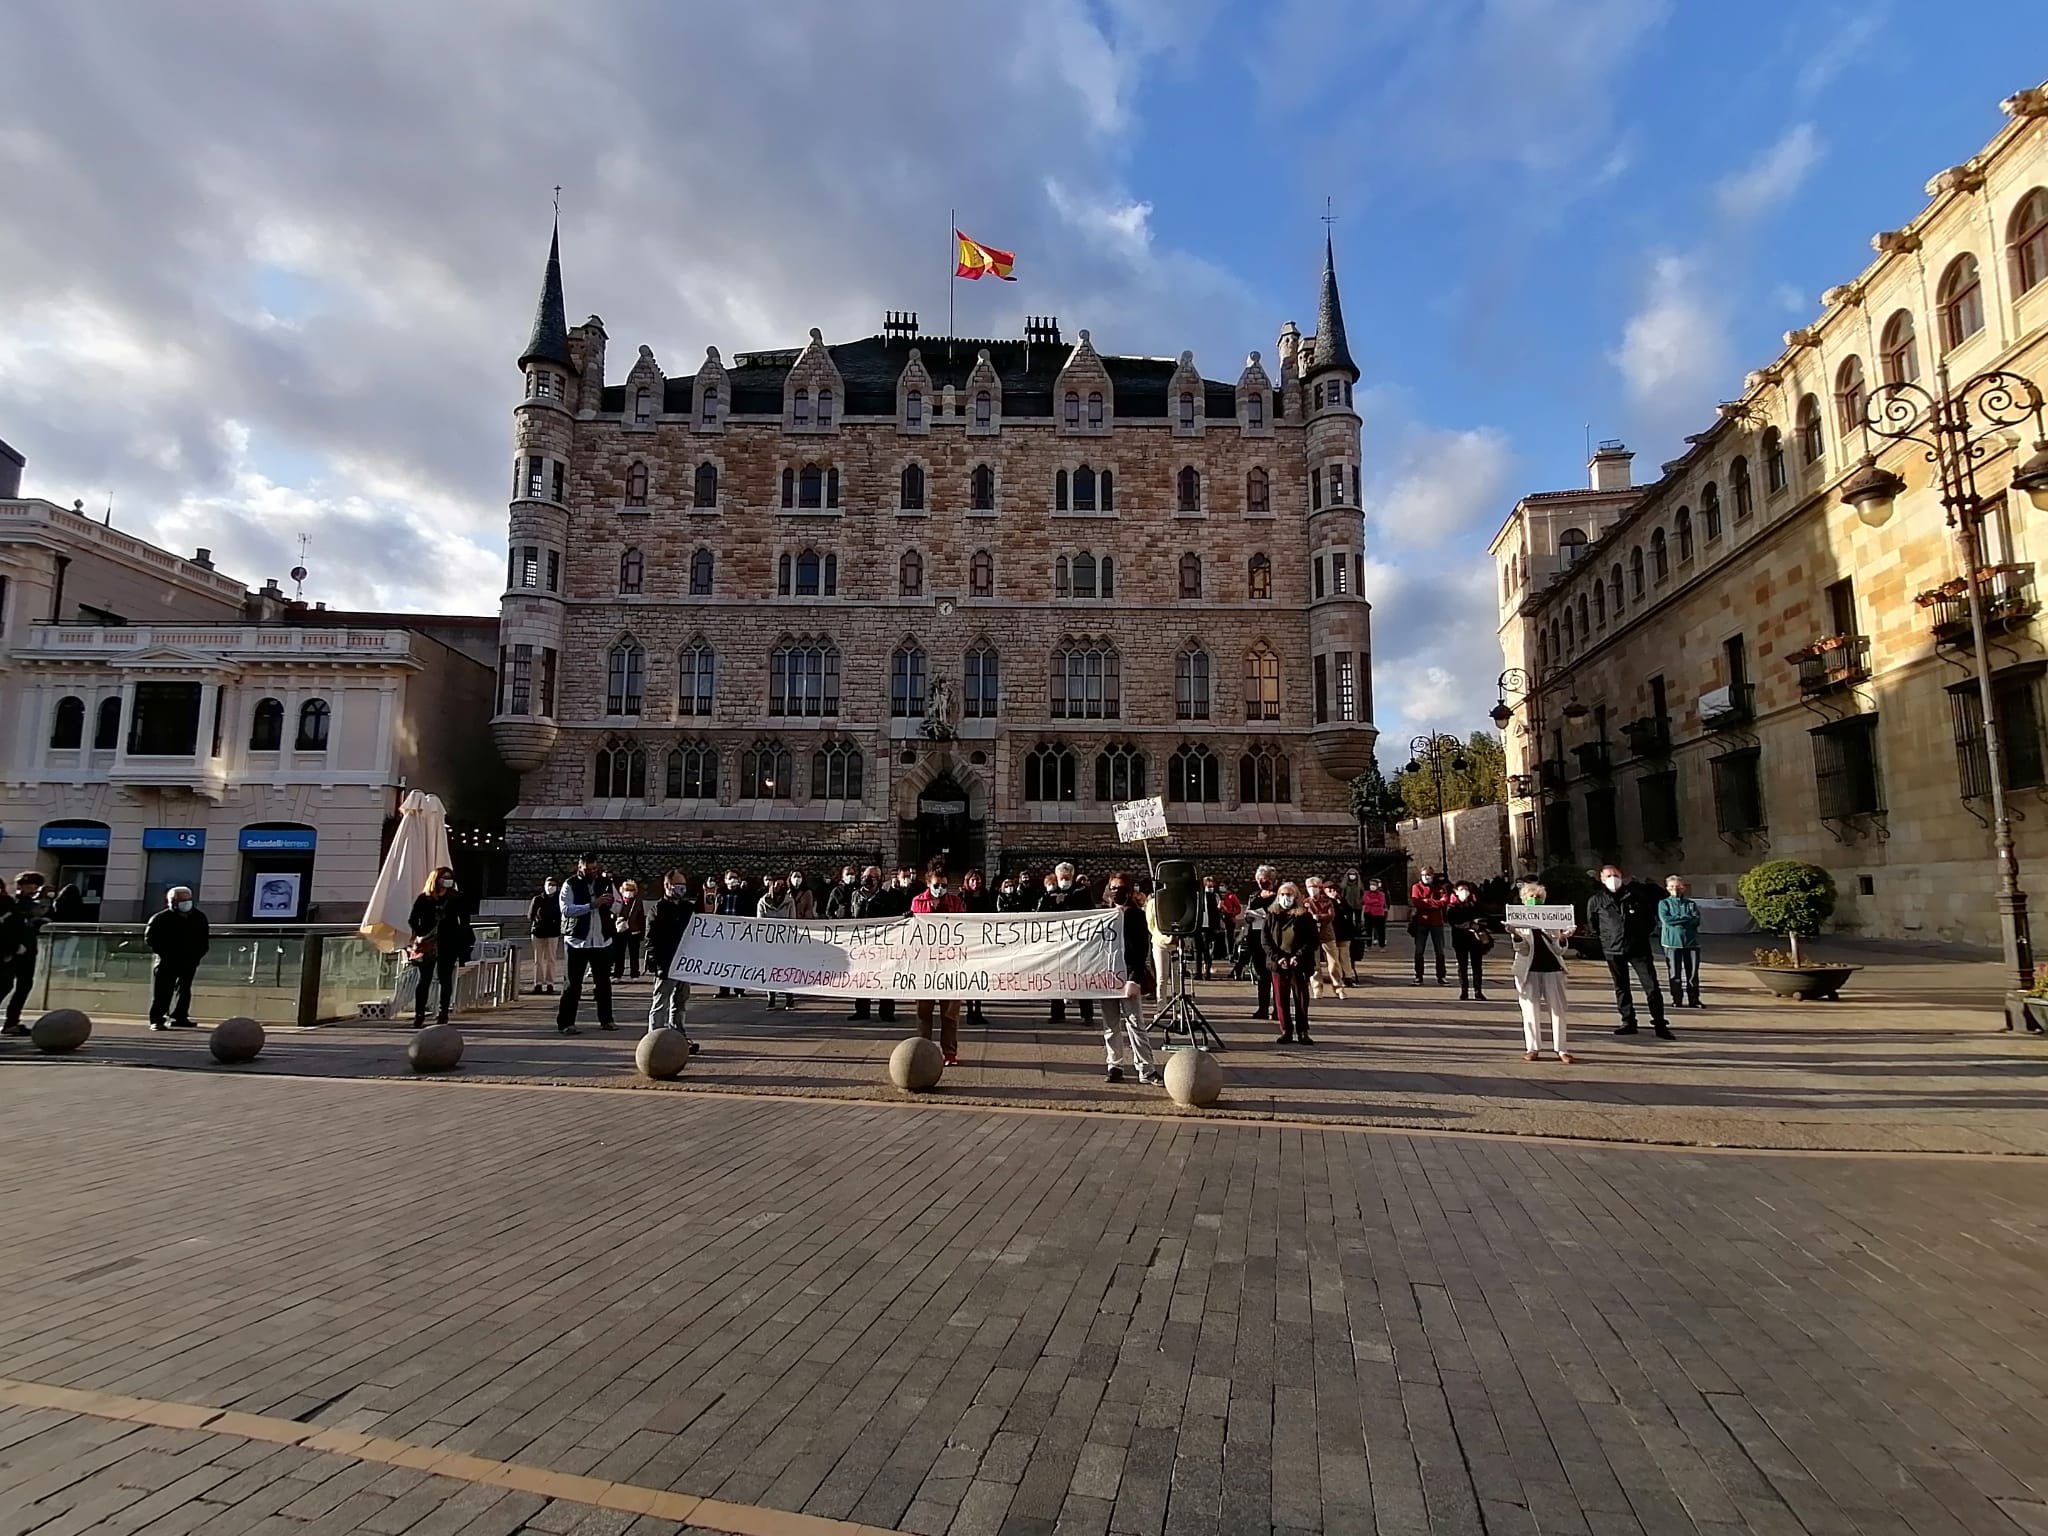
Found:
[955,230,1016,281]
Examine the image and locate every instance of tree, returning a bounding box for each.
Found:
[1737,860,1837,965]
[1389,730,1508,820]
[1349,759,1405,841]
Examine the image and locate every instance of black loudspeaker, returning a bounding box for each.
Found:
[1153,858,1199,934]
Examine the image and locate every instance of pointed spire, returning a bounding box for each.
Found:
[520,220,573,371]
[1309,232,1355,377]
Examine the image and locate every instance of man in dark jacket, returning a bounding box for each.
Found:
[824,865,861,921]
[527,876,563,994]
[144,886,210,1031]
[1586,864,1674,1038]
[1036,861,1096,1026]
[1,873,51,1035]
[644,868,700,1048]
[556,853,617,1035]
[713,869,751,996]
[848,866,897,1021]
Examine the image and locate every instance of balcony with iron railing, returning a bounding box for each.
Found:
[1507,772,1535,799]
[1915,563,2039,644]
[1622,715,1672,759]
[1787,633,1871,695]
[1701,683,1755,732]
[1571,740,1612,777]
[1537,758,1569,792]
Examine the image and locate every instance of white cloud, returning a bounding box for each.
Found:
[1364,400,1516,554]
[1714,123,1824,222]
[1793,7,1888,98]
[1609,253,1732,436]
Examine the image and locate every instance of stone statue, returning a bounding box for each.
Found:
[922,674,955,740]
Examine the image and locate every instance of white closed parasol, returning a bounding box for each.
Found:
[360,790,452,952]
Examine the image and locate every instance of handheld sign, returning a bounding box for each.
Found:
[1504,904,1577,934]
[1114,796,1168,844]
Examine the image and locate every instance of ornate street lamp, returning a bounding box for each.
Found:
[1491,666,1587,869]
[1405,732,1468,869]
[1845,365,2048,988]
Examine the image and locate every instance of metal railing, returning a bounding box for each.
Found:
[1918,563,2039,642]
[1704,683,1755,731]
[1790,634,1871,694]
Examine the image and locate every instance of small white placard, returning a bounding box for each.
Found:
[1114,796,1169,843]
[1504,904,1577,934]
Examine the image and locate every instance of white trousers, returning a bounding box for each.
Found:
[1152,939,1180,999]
[1517,971,1569,1054]
[1104,996,1153,1072]
[531,935,560,987]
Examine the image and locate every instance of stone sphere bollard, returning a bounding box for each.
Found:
[30,1008,92,1054]
[209,1016,265,1064]
[408,1022,464,1073]
[635,1028,692,1081]
[1163,1049,1222,1108]
[888,1036,945,1092]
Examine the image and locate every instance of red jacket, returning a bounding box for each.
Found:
[1361,889,1388,918]
[910,888,965,915]
[1408,882,1452,927]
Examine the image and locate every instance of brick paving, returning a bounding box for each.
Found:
[4,1067,2048,1533]
[20,941,2048,1154]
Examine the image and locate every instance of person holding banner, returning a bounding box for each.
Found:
[644,869,699,1050]
[755,874,799,1010]
[1507,880,1573,1062]
[960,869,995,1026]
[910,858,966,1065]
[848,867,898,1023]
[1101,874,1158,1085]
[1038,862,1097,1028]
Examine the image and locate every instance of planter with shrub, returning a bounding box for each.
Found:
[1739,861,1857,1000]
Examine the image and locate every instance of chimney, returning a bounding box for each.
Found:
[1589,438,1633,492]
[0,438,22,499]
[192,548,214,570]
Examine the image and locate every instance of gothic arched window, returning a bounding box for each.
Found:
[890,642,927,718]
[606,640,645,716]
[969,549,994,599]
[965,641,999,718]
[689,548,713,596]
[693,461,718,508]
[666,743,717,801]
[678,640,715,717]
[1248,552,1272,600]
[740,741,792,799]
[618,547,643,594]
[1064,391,1080,426]
[1243,646,1280,721]
[769,637,840,717]
[1096,742,1146,802]
[625,461,649,507]
[900,462,925,510]
[971,464,995,510]
[1175,644,1211,721]
[1167,743,1220,804]
[1246,466,1270,515]
[1051,639,1120,720]
[1023,743,1077,802]
[595,737,646,799]
[1176,466,1201,512]
[1178,552,1202,600]
[1238,744,1291,804]
[812,741,862,800]
[899,550,924,598]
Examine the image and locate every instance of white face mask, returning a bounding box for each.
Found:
[842,873,856,884]
[437,880,455,893]
[174,899,193,912]
[1274,893,1296,910]
[1603,876,1625,892]
[930,883,948,896]
[1056,877,1072,891]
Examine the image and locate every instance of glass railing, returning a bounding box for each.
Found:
[33,924,517,1026]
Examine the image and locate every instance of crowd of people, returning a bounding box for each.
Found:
[494,855,1708,1077]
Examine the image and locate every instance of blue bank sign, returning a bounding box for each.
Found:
[238,828,318,853]
[142,828,206,851]
[38,826,111,851]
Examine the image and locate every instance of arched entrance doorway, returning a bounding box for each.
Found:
[906,773,984,875]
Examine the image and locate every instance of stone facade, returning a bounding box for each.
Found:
[1489,84,2048,948]
[495,233,1379,887]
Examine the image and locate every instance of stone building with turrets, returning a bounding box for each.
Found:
[492,225,1377,884]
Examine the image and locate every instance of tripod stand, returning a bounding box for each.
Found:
[1151,929,1225,1052]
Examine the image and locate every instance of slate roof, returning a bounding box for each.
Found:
[519,225,573,371]
[1308,234,1355,377]
[599,335,1241,419]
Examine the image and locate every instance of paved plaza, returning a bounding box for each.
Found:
[5,967,2048,1536]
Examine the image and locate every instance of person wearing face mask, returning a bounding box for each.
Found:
[1100,874,1159,1085]
[1306,877,1348,1000]
[144,885,210,1031]
[1446,880,1493,1001]
[1262,881,1321,1045]
[527,875,563,995]
[997,875,1031,913]
[1508,880,1573,1063]
[1241,865,1280,1016]
[825,866,860,921]
[958,870,995,1025]
[755,874,799,1009]
[407,865,475,1030]
[612,879,646,980]
[1036,861,1096,1027]
[847,866,898,1022]
[1194,876,1229,980]
[556,852,617,1035]
[1407,866,1452,986]
[910,858,967,1064]
[788,869,817,920]
[644,868,701,1049]
[1586,864,1674,1039]
[1359,878,1389,951]
[1659,875,1703,1009]
[713,869,752,997]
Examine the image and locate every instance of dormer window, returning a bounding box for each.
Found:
[1064,392,1080,427]
[634,387,652,424]
[793,388,810,425]
[816,387,834,427]
[700,386,718,425]
[1086,391,1104,427]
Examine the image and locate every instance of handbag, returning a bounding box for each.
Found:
[407,932,438,964]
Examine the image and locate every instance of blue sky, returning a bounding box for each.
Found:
[1,0,2044,763]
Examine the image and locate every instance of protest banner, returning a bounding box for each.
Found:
[1114,796,1168,843]
[1503,904,1578,934]
[667,909,1130,1000]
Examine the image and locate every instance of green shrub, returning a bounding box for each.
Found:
[1737,860,1836,964]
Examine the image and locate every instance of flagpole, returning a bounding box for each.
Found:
[948,207,955,339]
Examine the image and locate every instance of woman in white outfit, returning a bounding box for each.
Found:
[1508,880,1573,1063]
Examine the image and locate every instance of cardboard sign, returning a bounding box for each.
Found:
[1503,904,1578,934]
[1114,796,1168,843]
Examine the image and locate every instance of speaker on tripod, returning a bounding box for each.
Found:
[1149,858,1224,1051]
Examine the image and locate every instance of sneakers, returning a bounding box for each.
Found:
[1136,1068,1159,1086]
[558,1024,581,1036]
[150,1021,171,1032]
[943,1050,960,1067]
[1105,1065,1125,1083]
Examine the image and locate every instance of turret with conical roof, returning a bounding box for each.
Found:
[520,223,574,372]
[1307,232,1356,379]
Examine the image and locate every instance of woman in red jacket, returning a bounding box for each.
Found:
[910,857,965,1065]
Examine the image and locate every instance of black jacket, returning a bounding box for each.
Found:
[1586,881,1661,958]
[824,880,860,920]
[527,889,563,939]
[1263,908,1321,970]
[1116,902,1151,974]
[408,892,475,964]
[851,882,892,920]
[144,907,211,968]
[1036,882,1092,914]
[646,894,695,972]
[869,883,917,919]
